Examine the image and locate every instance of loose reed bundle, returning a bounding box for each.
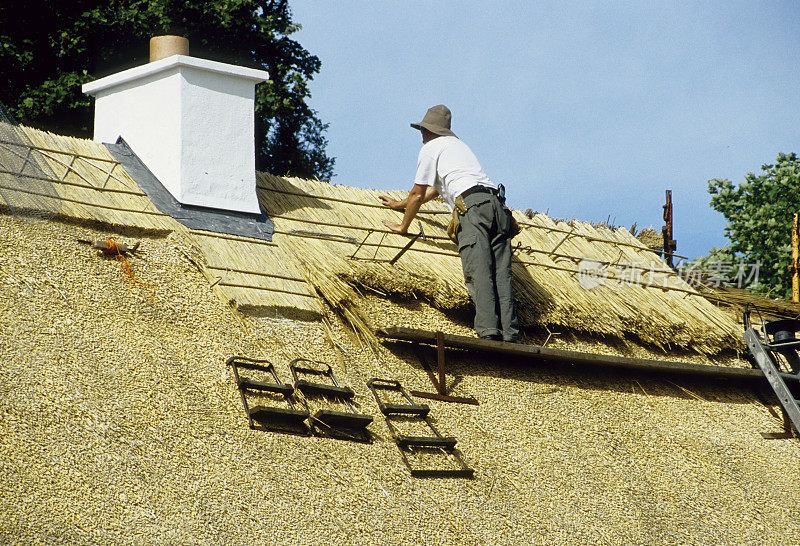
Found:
[292,238,380,354]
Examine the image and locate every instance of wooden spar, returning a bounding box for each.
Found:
[662,189,677,268]
[380,326,762,382]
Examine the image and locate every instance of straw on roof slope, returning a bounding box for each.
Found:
[183,229,322,318]
[2,213,800,544]
[0,123,323,318]
[253,175,742,354]
[700,283,800,323]
[0,124,179,232]
[636,227,664,249]
[1,123,742,354]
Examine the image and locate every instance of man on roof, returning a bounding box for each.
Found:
[380,104,519,343]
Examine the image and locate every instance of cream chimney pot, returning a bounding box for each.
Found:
[149,35,189,62]
[82,41,268,214]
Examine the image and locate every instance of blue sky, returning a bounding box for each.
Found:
[288,1,799,259]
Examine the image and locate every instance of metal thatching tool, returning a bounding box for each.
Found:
[389,221,426,265]
[349,229,375,260]
[547,225,575,257]
[289,358,373,440]
[289,230,358,244]
[367,378,473,478]
[743,310,800,439]
[227,356,309,435]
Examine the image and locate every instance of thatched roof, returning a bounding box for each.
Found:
[2,211,799,543]
[636,227,664,249]
[0,122,742,355]
[252,175,741,354]
[6,122,800,543]
[700,283,800,322]
[0,126,178,232]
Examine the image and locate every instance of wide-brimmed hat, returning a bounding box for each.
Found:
[410,104,456,137]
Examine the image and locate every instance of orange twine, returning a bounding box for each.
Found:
[105,238,120,254]
[102,238,156,302]
[105,236,136,281]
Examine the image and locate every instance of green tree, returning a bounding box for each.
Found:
[0,0,334,180]
[708,152,800,298]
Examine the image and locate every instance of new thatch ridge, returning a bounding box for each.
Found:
[0,122,742,355]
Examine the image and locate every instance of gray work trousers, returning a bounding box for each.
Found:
[457,192,519,341]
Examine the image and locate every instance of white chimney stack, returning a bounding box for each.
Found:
[82,37,268,214]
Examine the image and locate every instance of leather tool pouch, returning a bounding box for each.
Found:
[446,210,460,244]
[454,195,468,215]
[446,195,469,244]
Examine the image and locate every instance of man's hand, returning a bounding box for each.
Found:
[381,184,433,235]
[379,195,405,211]
[382,220,407,234]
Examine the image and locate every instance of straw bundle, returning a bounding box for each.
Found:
[636,227,664,249]
[291,238,380,353]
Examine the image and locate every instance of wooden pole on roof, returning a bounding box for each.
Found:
[792,213,799,303]
[662,190,677,268]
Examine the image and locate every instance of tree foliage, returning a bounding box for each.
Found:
[0,0,334,179]
[708,152,800,298]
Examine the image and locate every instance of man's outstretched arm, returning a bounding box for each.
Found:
[381,184,437,233]
[379,185,439,211]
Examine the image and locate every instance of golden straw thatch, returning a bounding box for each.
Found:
[253,174,742,354]
[0,122,742,354]
[0,125,179,232]
[3,211,800,544]
[636,227,664,249]
[7,122,800,544]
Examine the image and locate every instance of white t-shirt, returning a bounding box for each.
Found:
[413,136,496,210]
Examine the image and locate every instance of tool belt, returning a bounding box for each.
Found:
[446,186,520,244]
[459,185,496,199]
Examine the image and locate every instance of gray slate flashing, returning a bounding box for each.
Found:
[105,137,273,240]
